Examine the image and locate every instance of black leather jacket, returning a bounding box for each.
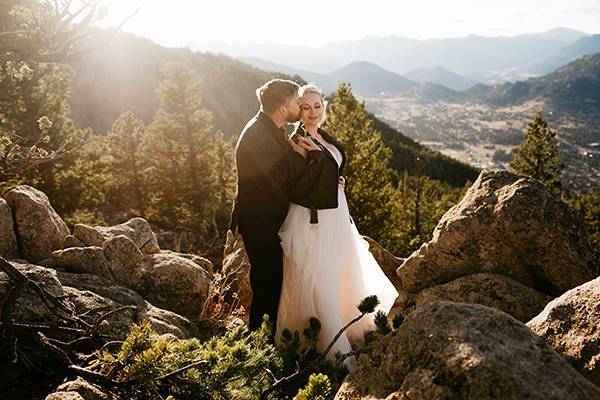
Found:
[289,126,346,223]
[230,112,325,241]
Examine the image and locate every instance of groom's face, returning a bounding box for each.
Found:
[283,92,302,123]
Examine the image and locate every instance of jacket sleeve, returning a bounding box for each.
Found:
[286,148,325,197]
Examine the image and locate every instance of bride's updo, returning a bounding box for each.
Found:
[299,84,328,126]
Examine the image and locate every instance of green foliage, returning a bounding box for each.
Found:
[393,169,468,256]
[563,188,600,272]
[105,111,149,217]
[0,0,96,181]
[392,313,404,329]
[90,320,282,399]
[322,84,397,249]
[294,373,332,400]
[357,295,380,314]
[374,310,391,335]
[509,113,564,192]
[142,63,236,240]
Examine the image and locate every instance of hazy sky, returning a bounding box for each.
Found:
[95,0,600,47]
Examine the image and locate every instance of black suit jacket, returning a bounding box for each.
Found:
[229,112,325,241]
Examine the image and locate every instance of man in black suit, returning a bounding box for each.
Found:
[230,79,324,340]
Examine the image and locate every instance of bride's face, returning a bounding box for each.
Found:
[300,92,324,128]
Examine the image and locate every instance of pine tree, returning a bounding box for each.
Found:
[106,111,149,217]
[322,84,397,247]
[0,0,98,181]
[509,113,564,191]
[145,63,218,236]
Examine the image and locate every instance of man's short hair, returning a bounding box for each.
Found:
[256,79,300,114]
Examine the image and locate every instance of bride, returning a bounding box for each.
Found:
[275,84,399,369]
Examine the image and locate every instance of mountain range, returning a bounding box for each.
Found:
[195,28,600,91]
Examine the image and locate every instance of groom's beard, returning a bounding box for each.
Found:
[286,110,302,123]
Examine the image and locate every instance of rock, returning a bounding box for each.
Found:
[335,301,600,400]
[414,273,553,322]
[72,224,105,247]
[0,260,65,321]
[53,377,109,400]
[51,247,114,281]
[57,271,199,339]
[3,185,69,262]
[397,169,595,297]
[160,249,213,274]
[221,231,252,312]
[63,235,85,248]
[363,235,404,289]
[103,235,146,289]
[156,231,180,252]
[143,252,211,319]
[0,198,18,259]
[44,392,85,400]
[73,218,159,254]
[528,276,600,386]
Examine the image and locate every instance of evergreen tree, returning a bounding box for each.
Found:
[322,84,397,248]
[145,63,218,237]
[509,113,564,191]
[106,111,149,217]
[0,0,99,181]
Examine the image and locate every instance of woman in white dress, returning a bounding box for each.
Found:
[275,84,399,369]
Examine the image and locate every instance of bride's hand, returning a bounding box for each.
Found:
[338,176,345,190]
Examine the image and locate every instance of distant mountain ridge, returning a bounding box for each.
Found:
[193,27,592,84]
[405,66,479,91]
[464,53,600,114]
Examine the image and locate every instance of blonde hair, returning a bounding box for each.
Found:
[299,83,328,126]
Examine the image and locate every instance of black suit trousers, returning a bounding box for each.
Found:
[243,237,283,342]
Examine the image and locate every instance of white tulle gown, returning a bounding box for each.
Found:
[275,141,399,370]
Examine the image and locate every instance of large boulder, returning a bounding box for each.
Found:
[397,170,594,296]
[0,260,65,321]
[335,301,600,400]
[3,185,69,262]
[102,235,146,290]
[143,252,211,319]
[393,169,596,322]
[73,218,160,254]
[528,276,600,386]
[414,273,552,322]
[51,247,114,281]
[0,198,18,259]
[56,270,199,340]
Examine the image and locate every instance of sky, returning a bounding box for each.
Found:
[94,0,600,47]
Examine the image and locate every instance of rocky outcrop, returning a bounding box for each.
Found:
[394,169,595,322]
[221,230,252,311]
[528,276,600,386]
[0,260,199,340]
[3,186,69,262]
[415,273,553,322]
[143,252,211,319]
[335,301,600,399]
[73,218,160,254]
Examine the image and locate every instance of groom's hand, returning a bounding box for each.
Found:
[289,136,319,158]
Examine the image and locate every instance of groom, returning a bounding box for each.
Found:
[230,79,323,340]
